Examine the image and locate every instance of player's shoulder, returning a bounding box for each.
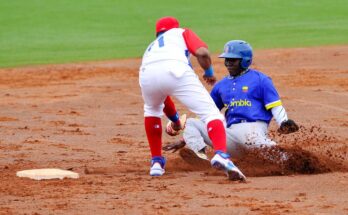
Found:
[218,76,231,84]
[182,27,193,32]
[165,28,185,36]
[214,76,230,88]
[182,28,202,36]
[247,68,271,79]
[248,68,267,76]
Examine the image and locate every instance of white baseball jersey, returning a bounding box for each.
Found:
[139,28,224,123]
[142,28,189,67]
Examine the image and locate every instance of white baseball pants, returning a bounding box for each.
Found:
[183,118,276,158]
[139,60,224,124]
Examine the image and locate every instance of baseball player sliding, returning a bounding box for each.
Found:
[139,17,246,181]
[164,40,299,165]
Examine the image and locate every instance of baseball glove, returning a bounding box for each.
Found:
[278,119,299,134]
[165,114,187,136]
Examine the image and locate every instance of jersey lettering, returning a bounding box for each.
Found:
[147,35,165,52]
[226,99,252,108]
[158,36,164,47]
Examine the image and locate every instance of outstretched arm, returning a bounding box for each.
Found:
[271,106,299,134]
[195,47,216,85]
[183,29,216,85]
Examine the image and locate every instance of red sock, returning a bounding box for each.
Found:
[207,119,227,153]
[163,96,180,126]
[144,117,162,157]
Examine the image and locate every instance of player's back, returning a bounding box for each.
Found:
[141,28,190,66]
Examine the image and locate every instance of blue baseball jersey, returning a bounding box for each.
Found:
[210,69,282,127]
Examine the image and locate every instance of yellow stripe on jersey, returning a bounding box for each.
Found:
[265,100,282,110]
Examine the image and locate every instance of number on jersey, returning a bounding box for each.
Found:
[147,36,165,51]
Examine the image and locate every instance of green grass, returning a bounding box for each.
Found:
[0,0,347,68]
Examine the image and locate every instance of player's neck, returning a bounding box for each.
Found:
[229,69,248,78]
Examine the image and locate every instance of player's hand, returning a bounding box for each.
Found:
[278,119,299,134]
[162,139,186,153]
[203,75,217,85]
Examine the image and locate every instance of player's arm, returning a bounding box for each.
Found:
[271,105,288,126]
[195,47,216,85]
[262,77,299,134]
[182,29,216,85]
[262,76,285,124]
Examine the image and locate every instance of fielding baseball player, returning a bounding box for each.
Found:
[164,40,299,163]
[139,16,246,181]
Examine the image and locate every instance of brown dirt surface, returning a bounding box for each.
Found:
[1,45,348,214]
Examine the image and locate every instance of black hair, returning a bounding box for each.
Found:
[156,31,165,37]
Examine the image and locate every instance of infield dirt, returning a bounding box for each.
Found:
[0,46,347,214]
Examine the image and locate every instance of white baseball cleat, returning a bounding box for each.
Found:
[211,151,246,182]
[150,156,166,176]
[165,114,187,136]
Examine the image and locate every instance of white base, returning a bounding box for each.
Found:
[16,168,79,180]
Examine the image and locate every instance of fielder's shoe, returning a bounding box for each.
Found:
[150,156,166,176]
[211,151,246,182]
[165,114,187,136]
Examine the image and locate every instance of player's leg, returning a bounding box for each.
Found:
[226,121,285,162]
[183,119,246,159]
[172,73,227,151]
[143,103,166,176]
[139,64,171,176]
[182,118,211,159]
[223,126,246,159]
[228,121,276,149]
[239,121,289,162]
[172,71,246,181]
[140,71,166,159]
